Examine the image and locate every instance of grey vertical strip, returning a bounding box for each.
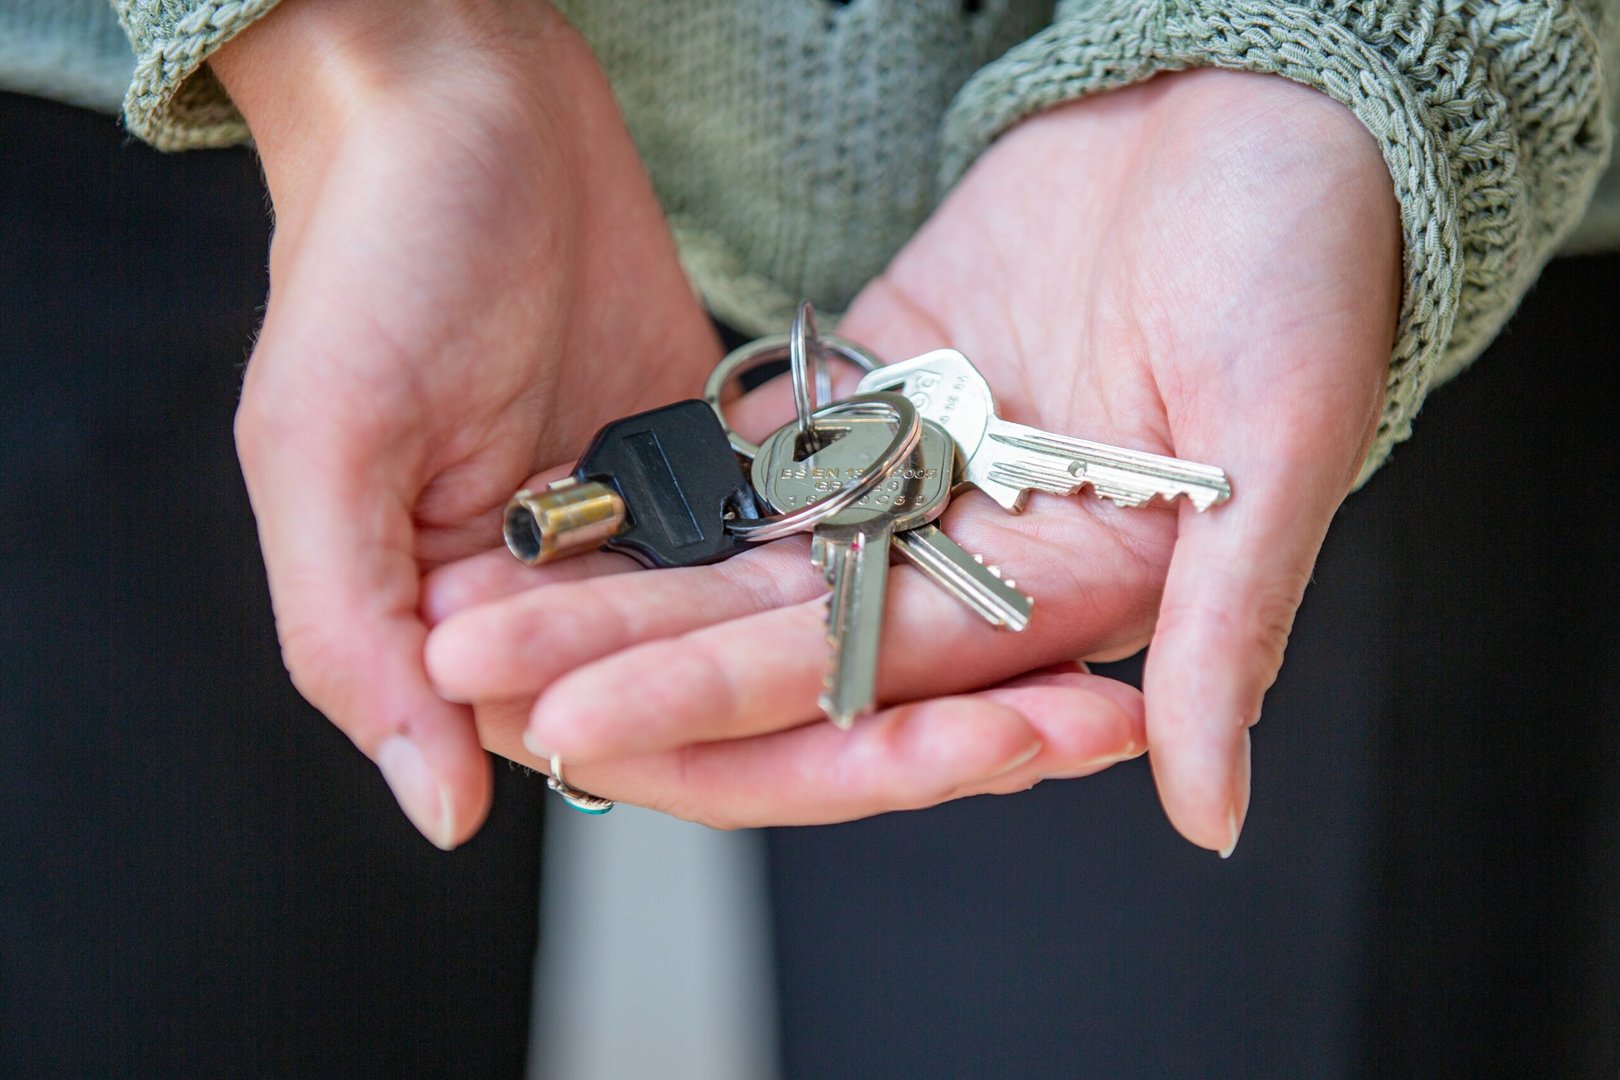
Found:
[530,805,781,1080]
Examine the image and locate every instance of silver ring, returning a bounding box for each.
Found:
[788,303,829,452]
[704,333,884,458]
[724,391,920,544]
[548,753,614,815]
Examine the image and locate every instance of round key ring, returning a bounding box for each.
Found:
[704,331,884,459]
[549,754,614,815]
[724,392,922,544]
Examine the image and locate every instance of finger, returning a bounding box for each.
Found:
[1143,410,1374,856]
[420,544,639,625]
[237,377,490,850]
[525,496,1164,762]
[480,666,1145,827]
[424,536,822,701]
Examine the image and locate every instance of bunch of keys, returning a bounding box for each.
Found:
[502,304,1232,810]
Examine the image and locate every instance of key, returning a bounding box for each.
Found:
[752,415,1031,726]
[754,415,1032,630]
[857,349,1232,514]
[753,415,949,726]
[891,523,1031,631]
[504,399,761,569]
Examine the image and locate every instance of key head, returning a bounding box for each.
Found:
[855,350,996,471]
[751,416,955,535]
[857,349,1038,513]
[573,399,760,569]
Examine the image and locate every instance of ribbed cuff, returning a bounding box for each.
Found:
[117,0,283,150]
[942,0,1610,483]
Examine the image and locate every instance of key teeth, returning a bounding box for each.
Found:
[1087,481,1232,513]
[817,688,856,730]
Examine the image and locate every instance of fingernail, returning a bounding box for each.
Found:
[1219,730,1253,859]
[985,740,1043,780]
[521,728,552,762]
[1219,805,1241,859]
[1042,743,1144,780]
[377,735,456,851]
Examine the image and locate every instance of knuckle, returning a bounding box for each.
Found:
[274,616,350,717]
[663,747,743,831]
[1159,580,1303,681]
[1249,591,1300,675]
[685,806,743,832]
[232,395,272,471]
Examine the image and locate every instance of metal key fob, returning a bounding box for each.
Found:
[504,400,761,569]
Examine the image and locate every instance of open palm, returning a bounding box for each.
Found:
[423,69,1400,853]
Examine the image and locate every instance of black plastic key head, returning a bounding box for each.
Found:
[571,399,759,568]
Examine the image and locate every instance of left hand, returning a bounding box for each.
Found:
[420,69,1400,850]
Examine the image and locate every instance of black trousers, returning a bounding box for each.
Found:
[4,92,1617,1078]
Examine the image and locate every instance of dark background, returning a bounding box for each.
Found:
[3,90,1616,1077]
[0,94,546,1078]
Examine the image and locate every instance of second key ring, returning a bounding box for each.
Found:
[704,329,884,459]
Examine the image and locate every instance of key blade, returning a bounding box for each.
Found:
[821,542,857,726]
[984,423,1232,509]
[893,525,1032,631]
[818,527,892,728]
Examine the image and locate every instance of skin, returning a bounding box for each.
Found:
[217,0,1399,853]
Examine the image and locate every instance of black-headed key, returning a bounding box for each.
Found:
[503,400,760,569]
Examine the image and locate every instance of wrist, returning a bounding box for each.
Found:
[212,0,577,203]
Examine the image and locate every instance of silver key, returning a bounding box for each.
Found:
[857,349,1232,514]
[751,418,1030,632]
[752,416,1030,725]
[753,416,947,726]
[893,523,1031,631]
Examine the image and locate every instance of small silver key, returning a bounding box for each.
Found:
[754,417,947,726]
[857,349,1232,514]
[752,416,1031,726]
[892,523,1030,631]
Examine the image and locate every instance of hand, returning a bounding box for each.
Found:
[214,0,720,847]
[422,69,1399,850]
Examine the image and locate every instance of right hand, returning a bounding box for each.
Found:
[213,0,721,847]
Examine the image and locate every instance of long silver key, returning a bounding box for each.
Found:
[752,416,1030,725]
[857,349,1231,514]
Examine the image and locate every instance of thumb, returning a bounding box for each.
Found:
[236,367,491,850]
[1143,391,1376,856]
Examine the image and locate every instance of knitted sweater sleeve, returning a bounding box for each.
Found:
[942,0,1616,481]
[112,0,280,150]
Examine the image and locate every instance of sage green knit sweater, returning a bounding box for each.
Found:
[1,0,1615,476]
